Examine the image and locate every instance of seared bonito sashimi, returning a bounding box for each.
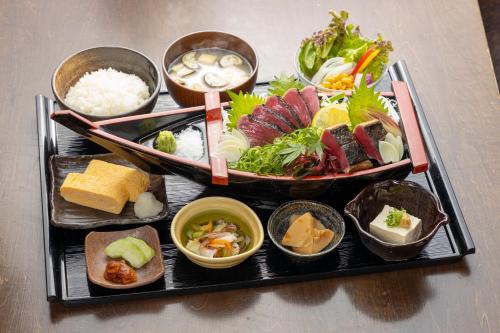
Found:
[237,86,321,147]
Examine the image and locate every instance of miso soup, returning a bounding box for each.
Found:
[168,48,252,92]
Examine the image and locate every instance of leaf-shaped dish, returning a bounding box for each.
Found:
[85,225,164,289]
[49,153,168,229]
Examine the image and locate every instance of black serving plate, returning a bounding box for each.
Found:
[36,60,475,305]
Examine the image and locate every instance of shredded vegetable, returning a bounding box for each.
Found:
[230,128,323,175]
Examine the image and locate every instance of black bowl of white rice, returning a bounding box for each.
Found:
[52,46,161,120]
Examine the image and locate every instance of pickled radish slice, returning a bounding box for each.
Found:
[379,141,399,163]
[384,133,404,160]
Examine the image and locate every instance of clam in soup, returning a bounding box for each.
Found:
[168,48,252,92]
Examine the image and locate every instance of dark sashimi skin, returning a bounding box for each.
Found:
[252,105,295,133]
[321,124,370,173]
[300,86,320,118]
[237,114,283,147]
[266,95,302,129]
[353,120,387,164]
[283,88,311,127]
[342,141,369,167]
[329,124,353,146]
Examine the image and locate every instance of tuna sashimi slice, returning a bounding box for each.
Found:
[252,105,294,133]
[265,95,301,129]
[353,120,387,164]
[300,86,320,118]
[237,115,283,147]
[283,88,311,127]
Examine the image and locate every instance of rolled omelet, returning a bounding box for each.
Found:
[60,173,128,214]
[84,159,149,202]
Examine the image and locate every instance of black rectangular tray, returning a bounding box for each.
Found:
[36,60,475,306]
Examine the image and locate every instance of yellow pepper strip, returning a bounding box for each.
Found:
[357,49,381,74]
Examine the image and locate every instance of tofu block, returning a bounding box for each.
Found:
[84,160,149,202]
[60,173,128,214]
[369,205,422,244]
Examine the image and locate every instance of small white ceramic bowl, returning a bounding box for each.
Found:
[170,196,264,269]
[294,48,388,93]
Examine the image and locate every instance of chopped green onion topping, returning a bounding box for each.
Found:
[385,207,406,228]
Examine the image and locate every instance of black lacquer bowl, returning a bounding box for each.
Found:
[344,180,449,261]
[267,200,345,263]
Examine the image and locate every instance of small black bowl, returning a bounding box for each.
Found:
[344,180,448,261]
[267,200,345,263]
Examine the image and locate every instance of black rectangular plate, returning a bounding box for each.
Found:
[36,60,474,306]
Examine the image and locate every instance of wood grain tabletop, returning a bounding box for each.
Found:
[0,0,498,332]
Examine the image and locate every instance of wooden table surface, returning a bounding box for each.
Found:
[1,1,498,332]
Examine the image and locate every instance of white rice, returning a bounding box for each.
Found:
[174,127,203,160]
[64,67,150,116]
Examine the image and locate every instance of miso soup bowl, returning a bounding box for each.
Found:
[170,196,264,269]
[162,31,259,107]
[344,180,448,261]
[52,46,161,121]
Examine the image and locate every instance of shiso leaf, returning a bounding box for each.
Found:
[347,73,389,129]
[226,90,266,129]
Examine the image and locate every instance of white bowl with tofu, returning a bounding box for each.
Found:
[344,180,448,261]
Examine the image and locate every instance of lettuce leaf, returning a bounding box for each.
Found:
[226,91,266,129]
[298,9,393,82]
[337,24,373,63]
[364,34,393,81]
[298,10,349,79]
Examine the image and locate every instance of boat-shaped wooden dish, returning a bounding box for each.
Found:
[51,81,428,198]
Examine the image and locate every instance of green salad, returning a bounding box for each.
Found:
[298,10,393,89]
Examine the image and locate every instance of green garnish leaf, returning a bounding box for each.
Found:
[298,10,349,78]
[385,207,406,227]
[230,127,323,175]
[226,90,266,129]
[346,73,388,129]
[363,34,393,81]
[322,92,346,106]
[297,9,392,81]
[268,73,305,96]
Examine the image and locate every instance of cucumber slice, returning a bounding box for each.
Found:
[104,238,132,258]
[121,243,148,268]
[126,236,155,262]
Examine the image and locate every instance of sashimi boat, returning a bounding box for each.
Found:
[51,80,427,198]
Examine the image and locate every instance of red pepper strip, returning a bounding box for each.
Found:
[351,46,376,76]
[357,49,381,74]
